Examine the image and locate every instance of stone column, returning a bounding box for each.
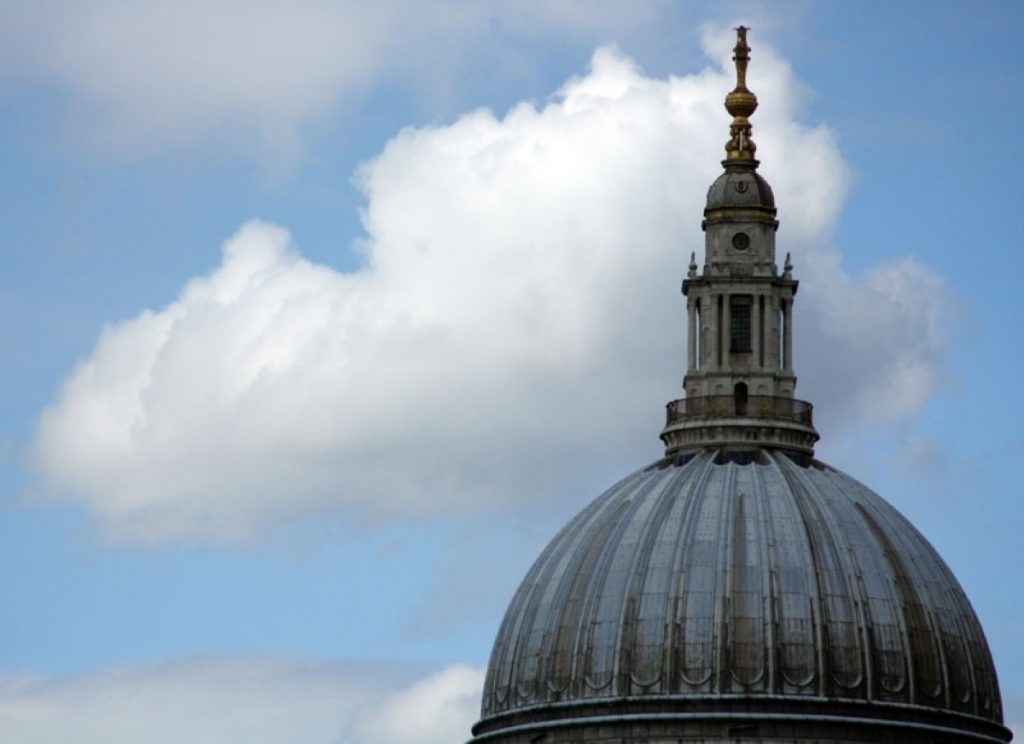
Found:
[783,298,793,372]
[752,294,761,369]
[687,297,697,372]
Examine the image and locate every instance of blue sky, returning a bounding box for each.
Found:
[1,2,1022,741]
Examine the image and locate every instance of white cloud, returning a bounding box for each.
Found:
[0,657,483,744]
[1,0,399,159]
[351,664,485,743]
[799,256,952,434]
[894,434,945,476]
[33,42,952,542]
[0,0,662,160]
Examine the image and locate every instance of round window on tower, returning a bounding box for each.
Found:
[732,232,750,250]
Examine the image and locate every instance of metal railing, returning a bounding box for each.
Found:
[666,395,813,427]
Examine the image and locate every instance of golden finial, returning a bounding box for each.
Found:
[724,26,758,162]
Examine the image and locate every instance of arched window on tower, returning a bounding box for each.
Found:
[734,382,748,415]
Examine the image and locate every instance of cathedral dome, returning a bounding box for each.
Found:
[472,450,1008,742]
[470,27,1010,744]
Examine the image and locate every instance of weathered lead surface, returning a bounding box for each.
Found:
[479,451,1003,727]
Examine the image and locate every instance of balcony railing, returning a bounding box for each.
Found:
[666,395,813,427]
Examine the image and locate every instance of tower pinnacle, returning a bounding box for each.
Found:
[724,26,759,162]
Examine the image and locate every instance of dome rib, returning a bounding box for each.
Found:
[779,456,872,697]
[663,459,715,688]
[615,465,686,691]
[781,458,866,695]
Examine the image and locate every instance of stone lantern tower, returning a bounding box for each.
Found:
[662,27,817,459]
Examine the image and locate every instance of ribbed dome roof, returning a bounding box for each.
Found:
[705,165,775,212]
[475,450,1007,742]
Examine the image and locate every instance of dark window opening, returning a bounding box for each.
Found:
[730,296,752,352]
[758,295,765,367]
[717,295,724,367]
[779,300,787,370]
[734,382,748,415]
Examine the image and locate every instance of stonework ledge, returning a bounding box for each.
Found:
[661,394,818,457]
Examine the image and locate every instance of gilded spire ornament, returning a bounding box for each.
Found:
[724,26,758,162]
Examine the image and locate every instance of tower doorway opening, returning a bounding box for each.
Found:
[734,382,748,415]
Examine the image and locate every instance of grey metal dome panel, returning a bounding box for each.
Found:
[705,169,775,210]
[480,451,1003,729]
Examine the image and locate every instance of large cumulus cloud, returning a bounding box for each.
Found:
[33,40,951,542]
